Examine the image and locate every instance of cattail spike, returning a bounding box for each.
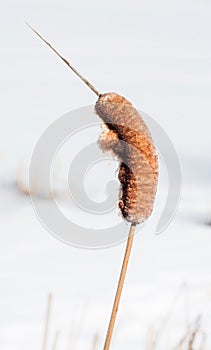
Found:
[26,22,101,97]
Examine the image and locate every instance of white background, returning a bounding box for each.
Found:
[0,0,211,349]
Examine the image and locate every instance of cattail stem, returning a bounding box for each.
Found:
[103,222,136,350]
[26,23,101,97]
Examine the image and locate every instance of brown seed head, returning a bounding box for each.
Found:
[95,92,158,224]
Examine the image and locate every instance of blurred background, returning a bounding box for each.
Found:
[0,0,211,349]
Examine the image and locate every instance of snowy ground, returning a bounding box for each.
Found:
[1,182,211,350]
[0,0,211,349]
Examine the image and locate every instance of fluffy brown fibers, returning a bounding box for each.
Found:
[95,92,158,224]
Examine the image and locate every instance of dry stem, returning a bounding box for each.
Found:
[103,223,136,350]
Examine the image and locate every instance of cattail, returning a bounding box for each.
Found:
[96,92,158,224]
[27,24,158,350]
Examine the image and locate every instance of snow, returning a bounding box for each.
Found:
[0,0,211,349]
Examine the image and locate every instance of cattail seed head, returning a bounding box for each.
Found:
[95,92,158,224]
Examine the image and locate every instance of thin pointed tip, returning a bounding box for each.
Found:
[25,22,39,35]
[25,22,101,97]
[25,22,32,29]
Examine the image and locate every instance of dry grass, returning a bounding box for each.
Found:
[40,292,207,350]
